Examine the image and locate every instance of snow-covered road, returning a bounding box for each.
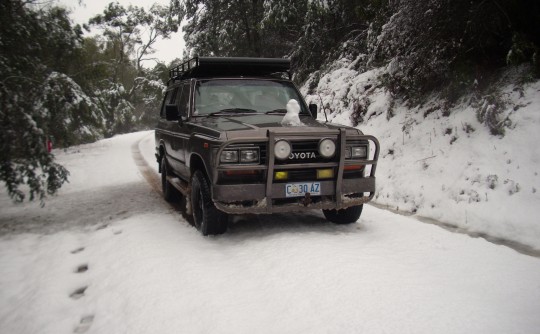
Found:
[1,131,540,334]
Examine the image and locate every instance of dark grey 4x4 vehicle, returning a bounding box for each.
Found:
[155,57,379,235]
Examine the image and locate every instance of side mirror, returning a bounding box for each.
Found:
[165,104,179,121]
[308,104,318,118]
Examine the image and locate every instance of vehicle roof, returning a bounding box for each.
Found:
[168,57,291,84]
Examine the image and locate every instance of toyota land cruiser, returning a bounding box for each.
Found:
[155,57,379,235]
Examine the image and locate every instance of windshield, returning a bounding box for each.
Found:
[194,79,309,116]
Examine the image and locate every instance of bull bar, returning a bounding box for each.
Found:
[212,128,380,214]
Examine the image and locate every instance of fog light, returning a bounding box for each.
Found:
[317,168,334,179]
[319,138,336,158]
[274,140,291,160]
[274,171,288,180]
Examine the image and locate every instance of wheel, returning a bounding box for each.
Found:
[191,170,228,235]
[323,205,363,224]
[161,155,178,202]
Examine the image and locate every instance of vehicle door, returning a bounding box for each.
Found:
[157,83,189,179]
[173,81,191,179]
[157,85,179,165]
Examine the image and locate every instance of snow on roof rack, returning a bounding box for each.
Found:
[168,57,291,83]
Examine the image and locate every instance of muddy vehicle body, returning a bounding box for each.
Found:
[155,57,379,235]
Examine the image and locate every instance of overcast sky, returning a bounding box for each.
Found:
[54,0,185,66]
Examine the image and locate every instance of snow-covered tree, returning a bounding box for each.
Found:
[88,2,180,75]
[370,0,465,97]
[0,0,80,202]
[370,0,539,99]
[179,0,266,57]
[87,3,179,136]
[173,0,307,58]
[39,72,103,147]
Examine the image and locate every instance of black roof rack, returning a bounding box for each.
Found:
[168,57,291,83]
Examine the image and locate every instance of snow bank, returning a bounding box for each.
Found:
[303,63,540,250]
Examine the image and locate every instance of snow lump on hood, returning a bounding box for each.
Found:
[281,99,304,126]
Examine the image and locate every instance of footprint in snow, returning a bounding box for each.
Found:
[73,315,94,333]
[74,264,88,273]
[71,247,85,254]
[96,223,109,230]
[70,286,88,300]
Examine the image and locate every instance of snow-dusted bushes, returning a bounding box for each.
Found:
[370,0,539,100]
[40,72,103,146]
[94,83,135,137]
[370,0,467,98]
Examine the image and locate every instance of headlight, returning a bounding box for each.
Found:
[345,147,352,159]
[221,148,260,163]
[220,150,239,163]
[318,138,336,158]
[240,149,259,163]
[345,145,368,159]
[274,139,291,160]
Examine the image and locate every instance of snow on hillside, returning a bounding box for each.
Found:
[303,62,540,250]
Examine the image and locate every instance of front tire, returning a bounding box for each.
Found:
[323,205,363,224]
[191,170,228,235]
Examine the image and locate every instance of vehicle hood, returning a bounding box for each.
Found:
[189,114,361,139]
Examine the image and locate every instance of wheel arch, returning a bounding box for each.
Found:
[189,153,210,182]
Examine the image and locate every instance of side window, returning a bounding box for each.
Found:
[160,87,179,118]
[177,83,190,117]
[169,87,179,104]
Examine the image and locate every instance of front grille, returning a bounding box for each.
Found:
[260,144,267,164]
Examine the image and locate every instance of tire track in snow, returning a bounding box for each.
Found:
[131,135,190,219]
[131,138,161,194]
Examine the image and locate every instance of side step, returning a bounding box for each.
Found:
[166,176,192,215]
[167,176,189,196]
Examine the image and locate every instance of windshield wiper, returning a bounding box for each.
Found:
[207,108,258,116]
[265,108,287,114]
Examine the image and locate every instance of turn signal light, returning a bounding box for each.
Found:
[317,168,334,179]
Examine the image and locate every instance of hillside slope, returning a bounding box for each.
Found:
[303,62,540,250]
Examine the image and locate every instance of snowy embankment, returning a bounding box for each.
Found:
[303,62,540,250]
[1,131,540,333]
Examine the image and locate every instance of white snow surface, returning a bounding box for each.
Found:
[303,64,540,250]
[1,131,540,333]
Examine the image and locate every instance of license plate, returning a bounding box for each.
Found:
[285,182,321,198]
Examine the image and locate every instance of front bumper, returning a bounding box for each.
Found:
[212,128,379,214]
